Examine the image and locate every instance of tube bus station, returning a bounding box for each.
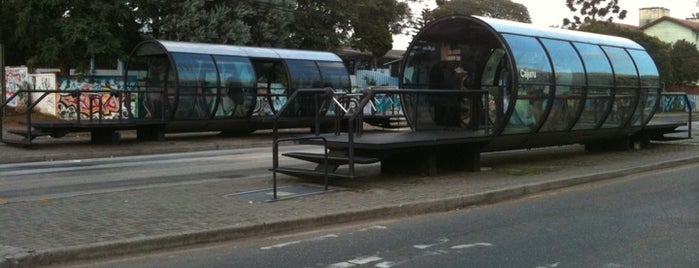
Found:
[0,16,692,179]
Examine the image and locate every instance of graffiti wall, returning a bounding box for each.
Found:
[56,76,136,120]
[4,67,29,108]
[354,70,401,116]
[28,74,58,116]
[3,68,140,120]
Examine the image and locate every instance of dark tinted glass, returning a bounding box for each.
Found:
[574,43,613,86]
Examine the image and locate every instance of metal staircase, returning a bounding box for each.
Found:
[270,88,385,186]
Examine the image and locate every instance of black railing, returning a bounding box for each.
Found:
[0,88,165,142]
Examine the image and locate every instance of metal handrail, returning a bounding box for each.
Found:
[0,88,165,143]
[270,87,491,180]
[270,88,340,198]
[272,136,328,200]
[343,88,491,177]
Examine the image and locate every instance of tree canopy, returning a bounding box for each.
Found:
[428,0,531,23]
[563,0,627,29]
[669,40,699,87]
[7,0,141,74]
[576,21,699,88]
[1,0,412,74]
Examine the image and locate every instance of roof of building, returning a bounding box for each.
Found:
[640,16,699,31]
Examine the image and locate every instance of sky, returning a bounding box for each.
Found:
[392,0,699,50]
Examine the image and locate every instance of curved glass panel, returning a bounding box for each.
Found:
[317,61,351,91]
[172,53,218,119]
[478,16,644,50]
[402,40,438,90]
[602,46,639,128]
[480,48,511,130]
[401,22,505,131]
[628,49,661,125]
[127,53,174,119]
[540,39,585,131]
[286,60,323,90]
[252,61,288,116]
[503,34,552,134]
[572,43,613,130]
[285,60,325,117]
[213,56,256,118]
[401,39,446,129]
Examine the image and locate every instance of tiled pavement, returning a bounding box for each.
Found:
[1,129,698,268]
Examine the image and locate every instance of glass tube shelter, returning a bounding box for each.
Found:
[124,40,350,132]
[401,16,661,149]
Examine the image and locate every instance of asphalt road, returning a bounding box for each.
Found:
[55,160,699,267]
[0,145,318,203]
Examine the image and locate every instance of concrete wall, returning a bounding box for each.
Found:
[639,7,670,27]
[643,20,699,47]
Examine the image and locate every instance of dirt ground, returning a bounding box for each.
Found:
[1,110,57,129]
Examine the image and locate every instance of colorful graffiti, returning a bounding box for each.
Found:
[4,67,29,108]
[56,76,136,120]
[354,70,402,116]
[57,93,123,120]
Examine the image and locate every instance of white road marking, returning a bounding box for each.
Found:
[328,256,383,267]
[260,234,338,250]
[349,256,383,264]
[413,238,449,249]
[357,225,388,232]
[374,261,397,268]
[328,262,355,268]
[413,244,433,249]
[451,242,494,249]
[536,262,561,268]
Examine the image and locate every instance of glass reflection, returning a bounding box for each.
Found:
[573,43,613,130]
[172,53,218,119]
[213,56,256,118]
[540,39,585,131]
[503,34,552,134]
[602,46,639,128]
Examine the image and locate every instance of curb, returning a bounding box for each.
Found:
[4,154,698,268]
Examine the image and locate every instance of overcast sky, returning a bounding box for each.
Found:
[393,0,699,49]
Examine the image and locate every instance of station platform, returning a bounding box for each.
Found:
[1,126,697,267]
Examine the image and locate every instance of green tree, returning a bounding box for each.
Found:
[349,0,411,67]
[669,40,699,86]
[289,0,412,60]
[563,0,627,29]
[130,0,176,39]
[578,21,673,86]
[287,0,352,50]
[12,0,141,75]
[150,0,294,47]
[0,0,24,66]
[428,0,531,23]
[157,0,252,44]
[245,0,295,47]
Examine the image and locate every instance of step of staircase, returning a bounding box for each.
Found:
[0,138,33,146]
[282,152,381,165]
[7,128,49,140]
[272,167,357,180]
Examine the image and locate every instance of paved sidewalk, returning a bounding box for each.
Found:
[0,130,698,268]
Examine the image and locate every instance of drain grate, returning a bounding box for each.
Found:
[224,185,336,202]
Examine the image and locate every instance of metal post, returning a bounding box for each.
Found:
[1,43,5,140]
